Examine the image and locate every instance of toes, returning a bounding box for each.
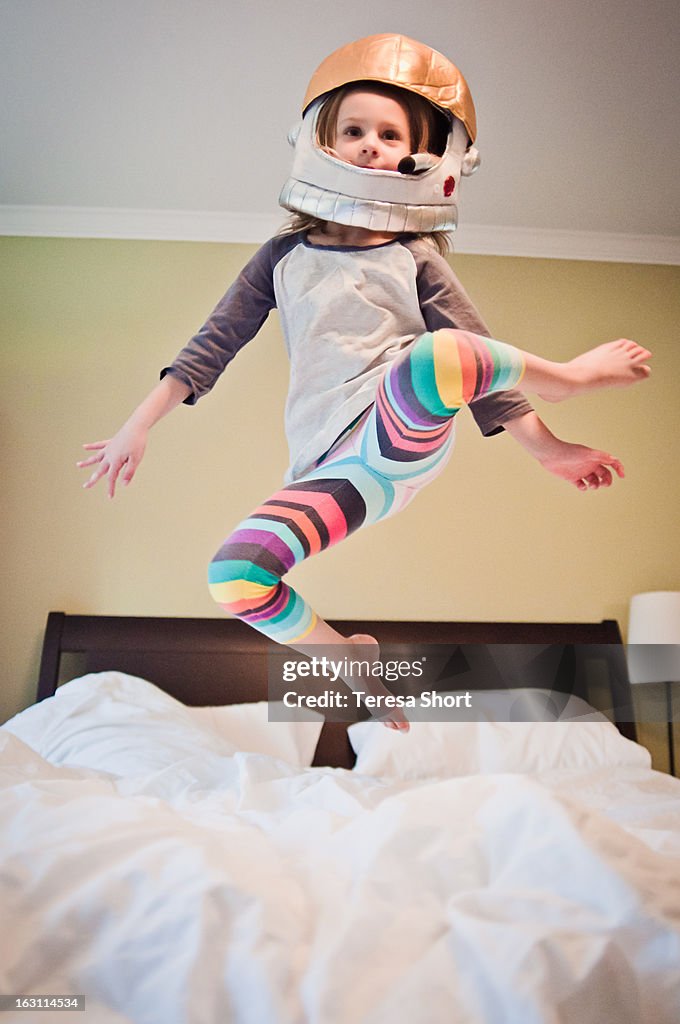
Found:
[633,351,652,365]
[613,339,651,361]
[625,341,652,362]
[383,719,410,732]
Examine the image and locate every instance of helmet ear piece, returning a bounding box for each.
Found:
[461,146,481,177]
[287,121,303,147]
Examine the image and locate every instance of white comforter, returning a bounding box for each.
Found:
[2,685,680,1024]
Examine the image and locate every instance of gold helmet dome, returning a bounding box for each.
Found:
[279,33,481,235]
[303,32,477,144]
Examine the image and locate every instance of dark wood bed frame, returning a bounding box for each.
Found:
[37,613,636,770]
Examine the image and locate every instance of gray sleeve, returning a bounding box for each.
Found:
[160,234,295,404]
[404,239,534,435]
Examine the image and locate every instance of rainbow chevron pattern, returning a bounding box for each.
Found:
[208,329,524,644]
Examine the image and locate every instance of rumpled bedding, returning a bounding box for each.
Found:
[1,676,680,1024]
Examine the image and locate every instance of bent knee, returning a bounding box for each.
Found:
[429,329,523,406]
[207,555,279,617]
[404,329,474,412]
[432,329,482,404]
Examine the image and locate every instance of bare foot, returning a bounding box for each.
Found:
[348,635,410,733]
[528,339,652,403]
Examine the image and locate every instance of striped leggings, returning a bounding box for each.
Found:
[208,329,525,645]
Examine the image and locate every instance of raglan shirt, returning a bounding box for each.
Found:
[161,232,534,483]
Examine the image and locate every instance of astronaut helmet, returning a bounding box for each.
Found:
[279,33,481,234]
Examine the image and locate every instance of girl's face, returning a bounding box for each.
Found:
[333,90,412,171]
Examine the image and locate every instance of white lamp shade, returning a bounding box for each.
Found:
[627,591,680,684]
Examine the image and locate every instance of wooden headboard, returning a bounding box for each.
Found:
[37,613,636,769]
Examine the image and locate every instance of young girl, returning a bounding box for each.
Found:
[79,34,651,731]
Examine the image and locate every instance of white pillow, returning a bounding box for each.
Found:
[3,672,323,775]
[349,690,650,780]
[186,702,323,767]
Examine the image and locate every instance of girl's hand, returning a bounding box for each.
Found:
[77,422,148,499]
[504,413,624,492]
[537,441,625,491]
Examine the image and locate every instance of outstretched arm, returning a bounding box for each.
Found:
[78,237,285,499]
[78,374,192,498]
[504,411,625,491]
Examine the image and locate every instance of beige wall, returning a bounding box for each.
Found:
[2,237,679,762]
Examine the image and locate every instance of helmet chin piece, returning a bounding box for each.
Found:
[279,97,476,233]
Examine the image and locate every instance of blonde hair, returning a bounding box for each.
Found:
[279,81,453,256]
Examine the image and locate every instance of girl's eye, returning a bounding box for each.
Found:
[383,131,400,141]
[344,127,362,137]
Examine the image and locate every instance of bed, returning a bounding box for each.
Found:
[2,612,680,1023]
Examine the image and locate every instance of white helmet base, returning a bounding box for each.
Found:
[279,99,477,233]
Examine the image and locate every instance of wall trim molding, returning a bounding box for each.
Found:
[1,204,678,265]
